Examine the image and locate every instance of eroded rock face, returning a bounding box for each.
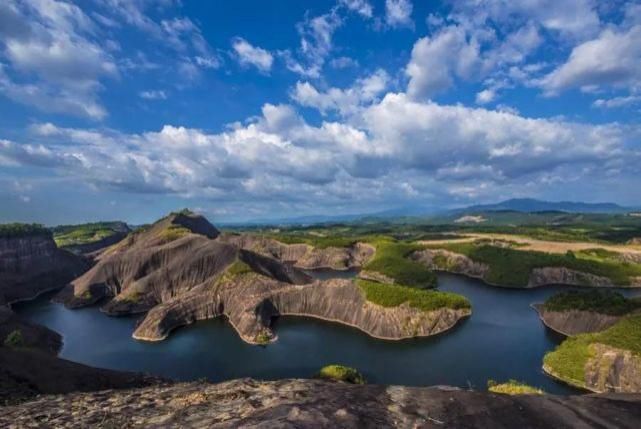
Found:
[133,276,470,344]
[56,214,310,312]
[411,249,489,280]
[0,234,89,304]
[532,304,621,336]
[584,344,641,393]
[3,378,641,428]
[528,267,616,287]
[221,234,375,270]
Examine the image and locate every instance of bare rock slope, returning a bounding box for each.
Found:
[2,378,641,428]
[532,304,622,336]
[0,232,89,305]
[221,233,375,270]
[58,212,465,344]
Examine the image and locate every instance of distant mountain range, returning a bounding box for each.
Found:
[223,198,636,226]
[456,198,631,214]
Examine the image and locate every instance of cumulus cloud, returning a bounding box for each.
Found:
[291,69,389,116]
[232,38,274,72]
[0,0,116,119]
[406,26,481,99]
[475,89,495,104]
[1,90,636,209]
[385,0,413,28]
[340,0,373,19]
[539,25,641,95]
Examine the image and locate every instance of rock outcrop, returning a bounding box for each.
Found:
[0,232,89,305]
[411,249,489,280]
[529,267,625,288]
[133,275,470,343]
[221,233,375,270]
[2,378,641,428]
[0,347,161,405]
[583,344,641,393]
[0,305,61,354]
[544,344,641,394]
[532,304,622,336]
[412,249,641,288]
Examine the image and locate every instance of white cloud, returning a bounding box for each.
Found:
[540,25,641,95]
[291,69,389,116]
[330,56,358,69]
[340,0,373,19]
[2,90,636,208]
[385,0,413,28]
[475,89,495,104]
[406,26,481,99]
[592,95,641,109]
[0,0,116,118]
[139,90,167,100]
[232,38,274,72]
[284,9,342,78]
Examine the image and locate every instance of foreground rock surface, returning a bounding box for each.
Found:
[2,378,641,428]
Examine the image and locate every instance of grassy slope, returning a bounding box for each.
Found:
[53,222,126,247]
[357,279,470,311]
[363,239,437,288]
[543,290,641,316]
[544,314,641,386]
[427,242,641,287]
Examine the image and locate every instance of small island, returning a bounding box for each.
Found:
[537,290,641,393]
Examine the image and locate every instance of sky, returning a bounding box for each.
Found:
[0,0,640,225]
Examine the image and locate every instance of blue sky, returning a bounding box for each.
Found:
[1,0,640,225]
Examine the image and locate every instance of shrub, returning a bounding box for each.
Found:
[543,290,641,316]
[357,279,471,312]
[3,330,24,348]
[0,223,49,239]
[317,365,366,384]
[487,379,544,395]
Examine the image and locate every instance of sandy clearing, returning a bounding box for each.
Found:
[419,233,641,255]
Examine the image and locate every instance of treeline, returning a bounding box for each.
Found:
[0,223,50,238]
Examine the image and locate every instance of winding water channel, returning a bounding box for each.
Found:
[14,272,641,394]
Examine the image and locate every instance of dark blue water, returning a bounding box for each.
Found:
[14,273,641,394]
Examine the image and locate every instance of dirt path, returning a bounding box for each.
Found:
[420,233,641,255]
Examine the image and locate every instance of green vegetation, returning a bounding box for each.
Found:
[317,364,366,384]
[158,224,191,243]
[544,313,641,385]
[544,290,641,316]
[0,223,49,238]
[487,379,544,395]
[364,239,437,287]
[357,279,471,312]
[227,260,253,277]
[426,242,641,287]
[267,233,359,249]
[3,330,24,348]
[53,222,127,248]
[254,331,271,345]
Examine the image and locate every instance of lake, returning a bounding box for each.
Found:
[14,272,640,394]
